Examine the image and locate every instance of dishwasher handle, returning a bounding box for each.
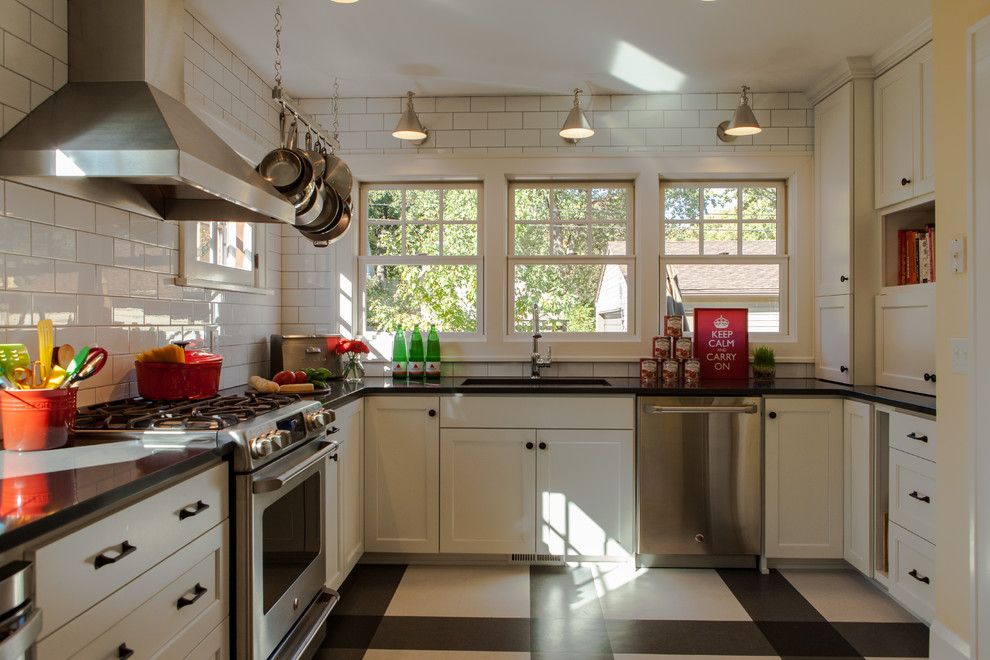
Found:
[646,404,759,415]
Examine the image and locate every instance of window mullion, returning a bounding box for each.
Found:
[737,186,743,255]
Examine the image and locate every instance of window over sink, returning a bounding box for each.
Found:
[662,181,788,338]
[508,181,635,337]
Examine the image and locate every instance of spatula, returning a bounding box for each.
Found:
[38,319,54,387]
[0,344,30,387]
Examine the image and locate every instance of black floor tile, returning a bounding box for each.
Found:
[313,649,366,660]
[607,619,778,655]
[333,564,407,616]
[370,616,532,652]
[833,622,930,657]
[531,615,614,655]
[322,614,383,650]
[718,569,829,622]
[757,621,863,657]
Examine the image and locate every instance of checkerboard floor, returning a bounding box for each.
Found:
[317,564,928,659]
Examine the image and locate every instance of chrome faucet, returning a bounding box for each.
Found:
[530,303,552,378]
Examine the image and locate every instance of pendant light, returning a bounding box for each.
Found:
[717,85,762,142]
[559,88,595,143]
[393,91,429,144]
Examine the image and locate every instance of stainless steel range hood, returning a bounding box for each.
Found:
[0,0,294,224]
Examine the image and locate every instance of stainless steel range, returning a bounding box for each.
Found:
[74,393,341,659]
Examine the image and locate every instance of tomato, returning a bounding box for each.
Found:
[272,370,295,385]
[293,371,308,383]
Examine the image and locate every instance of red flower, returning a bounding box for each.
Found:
[336,339,370,355]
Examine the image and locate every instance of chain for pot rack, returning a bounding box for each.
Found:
[270,5,339,151]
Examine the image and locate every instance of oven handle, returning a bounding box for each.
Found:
[646,405,759,415]
[252,441,337,494]
[0,607,42,658]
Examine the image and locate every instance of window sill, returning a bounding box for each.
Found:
[174,277,276,296]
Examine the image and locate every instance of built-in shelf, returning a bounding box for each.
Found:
[881,200,936,289]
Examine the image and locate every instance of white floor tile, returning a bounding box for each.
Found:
[363,652,529,660]
[385,565,530,618]
[781,569,919,623]
[591,565,751,621]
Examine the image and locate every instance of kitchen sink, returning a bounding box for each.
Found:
[459,377,612,386]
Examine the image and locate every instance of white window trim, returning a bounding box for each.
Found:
[176,221,272,295]
[660,179,790,342]
[358,182,485,341]
[507,180,637,339]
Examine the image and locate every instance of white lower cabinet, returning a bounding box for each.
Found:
[764,398,844,559]
[843,400,873,576]
[328,399,364,589]
[364,396,440,553]
[440,429,537,554]
[815,295,852,384]
[536,430,634,560]
[889,523,935,622]
[875,284,936,394]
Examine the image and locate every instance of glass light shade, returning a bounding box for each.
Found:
[559,105,595,140]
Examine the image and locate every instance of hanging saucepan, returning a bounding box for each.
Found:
[301,130,328,180]
[302,196,351,247]
[297,184,342,232]
[299,190,345,242]
[283,120,317,211]
[258,111,306,191]
[294,178,327,227]
[323,149,353,201]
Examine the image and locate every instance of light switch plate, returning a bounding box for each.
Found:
[951,338,970,374]
[951,235,967,274]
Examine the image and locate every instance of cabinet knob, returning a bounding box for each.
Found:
[923,372,936,383]
[901,177,912,186]
[118,644,135,660]
[428,409,437,417]
[768,411,777,419]
[525,442,534,450]
[840,365,849,373]
[538,442,548,450]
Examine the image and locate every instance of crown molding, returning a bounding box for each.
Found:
[872,17,933,76]
[806,16,932,107]
[806,56,875,106]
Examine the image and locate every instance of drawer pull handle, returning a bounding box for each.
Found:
[908,569,931,584]
[906,432,929,443]
[178,500,210,520]
[95,541,137,569]
[909,490,931,503]
[177,583,208,610]
[118,643,134,659]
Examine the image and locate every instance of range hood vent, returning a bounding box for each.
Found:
[0,0,294,224]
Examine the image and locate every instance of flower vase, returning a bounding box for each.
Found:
[343,352,365,383]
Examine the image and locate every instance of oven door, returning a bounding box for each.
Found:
[239,438,335,659]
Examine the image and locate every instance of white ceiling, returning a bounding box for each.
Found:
[188,0,931,98]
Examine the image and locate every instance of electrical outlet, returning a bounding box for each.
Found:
[951,235,967,274]
[951,338,970,374]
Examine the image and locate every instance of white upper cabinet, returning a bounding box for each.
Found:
[875,42,935,209]
[815,83,853,296]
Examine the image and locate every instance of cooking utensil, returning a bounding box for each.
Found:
[0,344,30,386]
[294,178,329,228]
[282,118,317,211]
[301,131,327,180]
[307,198,352,248]
[54,344,75,369]
[60,347,108,389]
[258,111,306,190]
[37,319,53,386]
[13,361,50,389]
[323,153,353,200]
[63,346,90,381]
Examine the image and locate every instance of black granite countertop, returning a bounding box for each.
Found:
[0,440,229,553]
[310,376,936,416]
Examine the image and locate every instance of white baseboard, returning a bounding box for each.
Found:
[930,621,971,660]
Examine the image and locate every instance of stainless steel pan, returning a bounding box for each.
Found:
[258,112,305,190]
[323,152,353,200]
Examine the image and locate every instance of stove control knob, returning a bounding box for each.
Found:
[305,411,330,429]
[270,430,292,449]
[251,437,274,458]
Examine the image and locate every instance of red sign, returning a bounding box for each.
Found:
[692,308,749,380]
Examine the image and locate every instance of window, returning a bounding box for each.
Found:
[360,183,482,336]
[509,182,635,335]
[178,221,267,291]
[661,181,787,336]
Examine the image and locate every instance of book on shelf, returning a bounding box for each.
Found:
[897,224,936,285]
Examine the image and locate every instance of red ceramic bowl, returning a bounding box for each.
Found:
[135,359,222,400]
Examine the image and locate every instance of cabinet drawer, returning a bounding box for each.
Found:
[35,463,227,636]
[441,396,635,429]
[889,449,935,543]
[37,521,228,658]
[889,411,936,462]
[160,618,229,660]
[889,523,935,622]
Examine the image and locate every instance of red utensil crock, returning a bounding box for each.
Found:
[0,388,77,451]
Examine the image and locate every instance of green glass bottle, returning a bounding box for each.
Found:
[425,325,441,379]
[390,325,407,378]
[408,325,425,378]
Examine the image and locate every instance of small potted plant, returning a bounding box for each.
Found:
[752,345,776,382]
[337,338,370,382]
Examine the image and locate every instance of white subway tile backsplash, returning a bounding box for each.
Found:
[29,12,66,63]
[0,216,31,254]
[76,231,114,266]
[96,265,129,296]
[663,110,700,128]
[5,254,53,291]
[486,112,522,130]
[0,0,30,40]
[770,109,808,127]
[453,112,487,130]
[31,223,74,259]
[505,96,540,112]
[0,65,31,114]
[6,181,53,223]
[54,261,96,294]
[3,33,52,87]
[681,94,716,110]
[471,130,505,147]
[128,269,158,297]
[54,195,95,232]
[436,97,470,112]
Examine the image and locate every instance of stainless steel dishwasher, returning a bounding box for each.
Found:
[637,396,762,568]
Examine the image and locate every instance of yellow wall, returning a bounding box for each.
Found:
[933,0,990,644]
